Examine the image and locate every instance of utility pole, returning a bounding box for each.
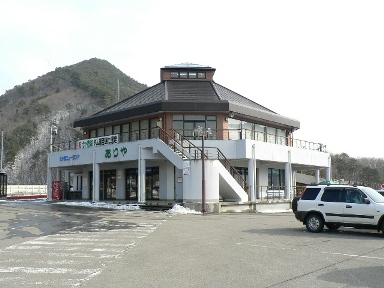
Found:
[117,79,120,102]
[50,120,58,153]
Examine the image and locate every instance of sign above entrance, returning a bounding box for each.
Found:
[77,134,119,149]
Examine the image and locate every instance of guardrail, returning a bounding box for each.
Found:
[7,185,47,198]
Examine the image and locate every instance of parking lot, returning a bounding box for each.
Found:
[1,201,384,287]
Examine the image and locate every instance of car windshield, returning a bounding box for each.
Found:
[361,187,384,203]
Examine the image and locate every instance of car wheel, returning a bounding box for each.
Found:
[380,221,384,234]
[326,224,340,230]
[305,214,324,233]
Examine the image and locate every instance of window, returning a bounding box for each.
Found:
[97,127,104,137]
[268,168,285,188]
[266,127,276,143]
[140,119,149,140]
[113,125,121,135]
[321,188,343,202]
[254,124,265,141]
[197,72,206,79]
[131,121,139,141]
[301,188,321,200]
[105,126,112,136]
[228,118,241,140]
[170,71,204,79]
[277,129,287,145]
[345,188,366,204]
[172,115,217,139]
[126,167,159,200]
[122,124,129,142]
[90,129,97,138]
[150,118,159,138]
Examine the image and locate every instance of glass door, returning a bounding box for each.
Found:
[126,169,138,200]
[100,170,116,200]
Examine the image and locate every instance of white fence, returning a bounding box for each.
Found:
[7,185,47,197]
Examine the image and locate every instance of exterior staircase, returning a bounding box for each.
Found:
[158,128,249,199]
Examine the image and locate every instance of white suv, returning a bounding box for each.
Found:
[293,184,384,233]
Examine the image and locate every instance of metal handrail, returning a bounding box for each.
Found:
[170,129,248,191]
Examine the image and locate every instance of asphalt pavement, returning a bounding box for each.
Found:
[1,200,384,288]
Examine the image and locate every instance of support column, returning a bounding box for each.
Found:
[47,156,52,201]
[138,145,146,203]
[326,156,332,181]
[247,144,256,201]
[315,169,320,184]
[93,163,100,202]
[285,150,292,199]
[285,162,291,199]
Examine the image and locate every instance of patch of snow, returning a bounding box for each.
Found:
[166,204,201,215]
[52,201,142,211]
[259,209,292,213]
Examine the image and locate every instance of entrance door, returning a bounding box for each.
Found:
[100,170,116,200]
[145,167,159,200]
[126,169,138,200]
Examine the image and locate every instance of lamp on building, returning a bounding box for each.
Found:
[229,111,234,118]
[194,126,212,213]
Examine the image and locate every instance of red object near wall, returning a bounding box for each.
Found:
[52,181,62,200]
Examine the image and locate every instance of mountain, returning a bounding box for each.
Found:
[0,58,148,184]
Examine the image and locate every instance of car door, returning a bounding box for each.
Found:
[319,187,345,223]
[343,188,376,225]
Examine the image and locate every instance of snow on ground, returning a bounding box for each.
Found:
[2,199,289,214]
[166,204,201,215]
[53,201,143,211]
[53,201,201,214]
[1,198,201,214]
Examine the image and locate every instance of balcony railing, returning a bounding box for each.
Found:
[51,127,327,153]
[256,185,306,202]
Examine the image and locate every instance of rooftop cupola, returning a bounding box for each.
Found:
[160,63,216,81]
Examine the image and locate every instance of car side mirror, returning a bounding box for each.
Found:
[364,198,370,204]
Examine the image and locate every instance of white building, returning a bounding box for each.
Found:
[47,63,330,212]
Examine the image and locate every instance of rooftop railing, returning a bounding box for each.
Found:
[51,127,327,153]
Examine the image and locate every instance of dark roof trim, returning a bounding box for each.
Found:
[229,103,300,129]
[74,102,162,128]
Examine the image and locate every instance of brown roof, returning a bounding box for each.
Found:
[74,79,300,130]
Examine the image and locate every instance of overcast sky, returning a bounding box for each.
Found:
[1,0,383,158]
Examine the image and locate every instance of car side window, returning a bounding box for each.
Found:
[301,188,321,200]
[345,188,366,204]
[321,188,344,202]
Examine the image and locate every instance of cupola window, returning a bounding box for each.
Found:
[169,71,206,79]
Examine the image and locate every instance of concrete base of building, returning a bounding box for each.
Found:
[182,200,293,214]
[219,201,292,213]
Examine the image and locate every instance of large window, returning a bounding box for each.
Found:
[89,117,160,143]
[173,115,217,139]
[227,119,287,145]
[268,168,285,188]
[125,167,159,200]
